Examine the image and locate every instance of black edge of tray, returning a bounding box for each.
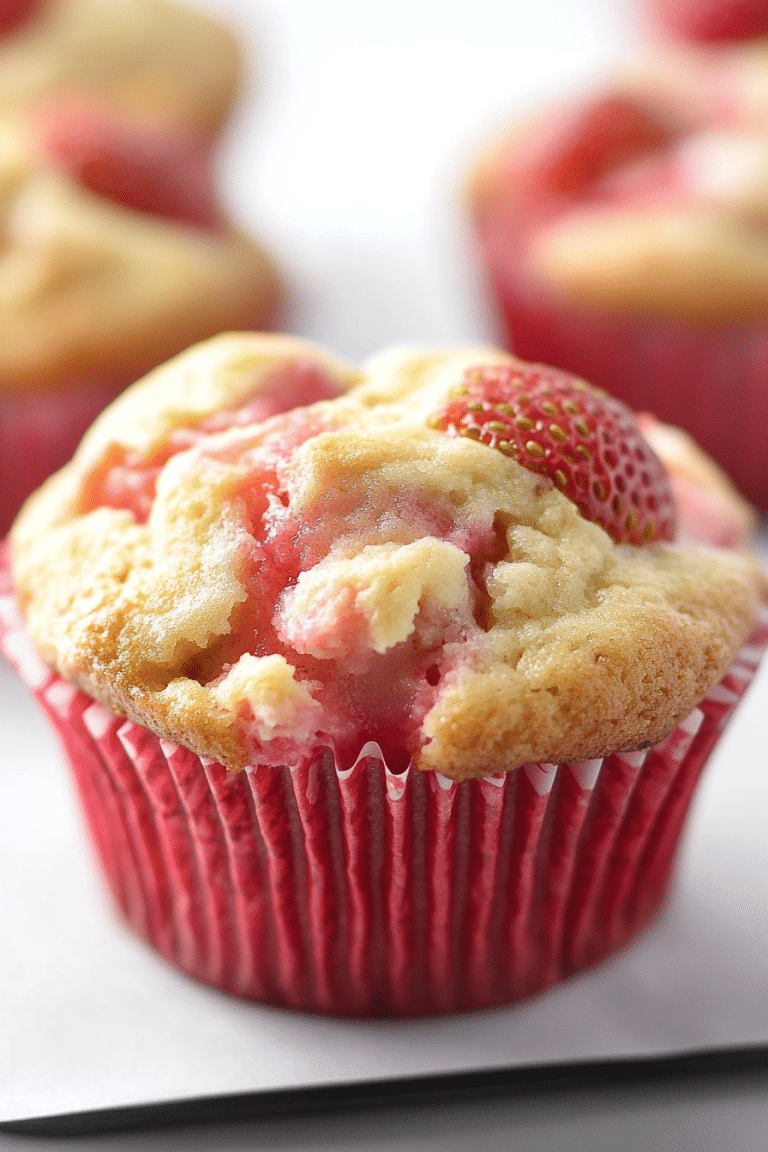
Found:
[3,1044,768,1138]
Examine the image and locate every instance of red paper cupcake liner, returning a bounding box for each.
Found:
[0,376,134,535]
[2,566,766,1017]
[474,216,768,507]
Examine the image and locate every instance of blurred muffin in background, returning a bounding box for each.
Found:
[638,411,755,547]
[0,0,241,137]
[467,74,768,507]
[624,34,768,129]
[0,98,280,534]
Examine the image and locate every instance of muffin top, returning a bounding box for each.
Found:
[469,78,768,324]
[10,334,765,779]
[0,0,240,137]
[0,102,278,393]
[638,411,755,548]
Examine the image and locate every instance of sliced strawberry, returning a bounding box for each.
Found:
[507,94,675,198]
[30,100,219,229]
[650,0,768,41]
[428,362,677,546]
[0,0,39,37]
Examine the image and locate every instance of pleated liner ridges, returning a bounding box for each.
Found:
[3,571,766,1016]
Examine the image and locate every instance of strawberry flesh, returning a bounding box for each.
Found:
[31,100,219,228]
[79,360,348,523]
[651,0,768,41]
[429,362,677,546]
[506,94,675,199]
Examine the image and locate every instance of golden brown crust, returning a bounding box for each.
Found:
[419,548,759,777]
[10,336,767,779]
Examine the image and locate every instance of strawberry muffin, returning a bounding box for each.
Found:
[3,334,765,1016]
[468,80,768,507]
[0,99,279,534]
[0,0,240,138]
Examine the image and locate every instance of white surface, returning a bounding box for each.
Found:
[3,0,768,1128]
[1,546,768,1123]
[213,0,645,361]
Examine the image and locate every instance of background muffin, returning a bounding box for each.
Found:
[0,0,241,138]
[5,333,765,1015]
[0,99,279,534]
[467,72,768,506]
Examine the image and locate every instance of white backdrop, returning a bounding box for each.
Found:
[206,0,646,359]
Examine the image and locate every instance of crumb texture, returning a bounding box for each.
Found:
[11,334,766,778]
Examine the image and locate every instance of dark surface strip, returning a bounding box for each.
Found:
[4,1044,768,1137]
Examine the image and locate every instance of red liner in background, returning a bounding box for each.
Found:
[473,218,768,508]
[0,376,133,536]
[2,566,766,1018]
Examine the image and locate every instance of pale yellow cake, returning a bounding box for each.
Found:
[0,0,241,137]
[470,95,768,326]
[10,335,765,781]
[0,111,278,395]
